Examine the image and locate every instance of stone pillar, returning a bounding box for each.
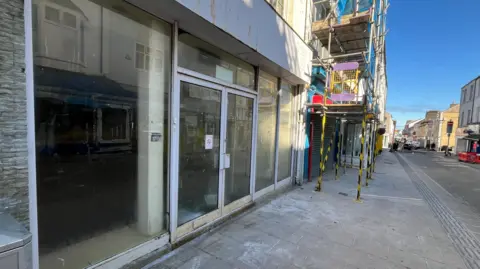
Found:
[0,0,29,227]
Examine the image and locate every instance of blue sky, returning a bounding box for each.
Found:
[386,0,480,129]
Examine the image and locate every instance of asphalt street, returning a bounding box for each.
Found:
[400,151,480,215]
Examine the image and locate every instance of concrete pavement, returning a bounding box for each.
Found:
[141,152,470,269]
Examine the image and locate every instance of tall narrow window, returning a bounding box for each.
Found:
[277,82,294,181]
[255,72,278,191]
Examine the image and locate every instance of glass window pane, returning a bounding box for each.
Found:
[178,33,255,90]
[33,1,171,268]
[63,12,77,28]
[224,94,254,205]
[277,83,293,180]
[135,52,145,69]
[45,6,60,23]
[178,82,221,225]
[255,72,278,191]
[136,43,145,52]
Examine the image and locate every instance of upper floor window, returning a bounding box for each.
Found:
[461,111,464,126]
[462,89,467,103]
[135,43,164,73]
[467,110,471,124]
[45,5,60,23]
[470,85,474,101]
[45,5,77,29]
[63,12,77,28]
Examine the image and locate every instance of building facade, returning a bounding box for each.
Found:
[459,76,480,130]
[383,112,394,148]
[458,76,480,153]
[423,110,440,148]
[432,104,460,152]
[0,0,314,268]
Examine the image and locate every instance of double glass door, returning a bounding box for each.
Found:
[177,74,255,227]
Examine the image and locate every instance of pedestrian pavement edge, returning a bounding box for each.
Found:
[396,153,480,269]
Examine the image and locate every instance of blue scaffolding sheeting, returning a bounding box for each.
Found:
[337,0,373,22]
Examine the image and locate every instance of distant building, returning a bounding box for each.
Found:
[459,76,480,131]
[383,112,395,148]
[423,110,441,148]
[432,103,460,152]
[402,119,422,141]
[458,76,480,152]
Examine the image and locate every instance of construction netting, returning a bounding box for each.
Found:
[336,0,373,20]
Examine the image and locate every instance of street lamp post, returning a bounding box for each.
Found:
[446,120,454,156]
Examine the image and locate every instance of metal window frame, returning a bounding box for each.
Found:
[171,53,258,242]
[25,0,40,268]
[277,81,296,185]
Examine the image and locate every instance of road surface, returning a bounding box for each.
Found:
[400,151,480,215]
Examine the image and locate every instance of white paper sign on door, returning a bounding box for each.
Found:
[224,154,231,169]
[205,135,213,150]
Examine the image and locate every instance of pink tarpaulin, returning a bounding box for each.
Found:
[330,93,356,101]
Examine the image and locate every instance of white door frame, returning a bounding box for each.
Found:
[171,69,257,241]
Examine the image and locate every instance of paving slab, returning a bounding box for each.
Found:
[142,152,469,269]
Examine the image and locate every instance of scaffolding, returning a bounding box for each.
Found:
[308,0,389,201]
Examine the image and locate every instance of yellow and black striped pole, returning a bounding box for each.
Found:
[322,131,335,177]
[366,122,373,186]
[372,121,378,173]
[343,125,347,172]
[335,121,341,180]
[315,113,327,192]
[356,104,367,202]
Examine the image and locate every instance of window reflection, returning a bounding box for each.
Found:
[255,72,278,191]
[178,82,221,225]
[33,1,170,268]
[224,94,254,205]
[178,33,255,90]
[277,83,294,180]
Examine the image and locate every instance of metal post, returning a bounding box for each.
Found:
[316,113,327,191]
[356,102,367,202]
[366,122,372,186]
[446,133,451,156]
[335,120,341,180]
[371,121,377,174]
[343,130,347,173]
[350,126,355,167]
[321,132,335,178]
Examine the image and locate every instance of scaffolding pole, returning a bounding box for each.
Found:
[315,113,327,192]
[322,132,335,178]
[335,119,341,180]
[372,121,378,173]
[343,130,347,173]
[366,121,373,185]
[356,101,367,202]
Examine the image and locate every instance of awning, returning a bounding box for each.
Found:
[463,134,480,141]
[35,65,137,102]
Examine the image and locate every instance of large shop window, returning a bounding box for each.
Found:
[32,1,171,268]
[255,72,278,191]
[277,83,294,181]
[178,33,255,90]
